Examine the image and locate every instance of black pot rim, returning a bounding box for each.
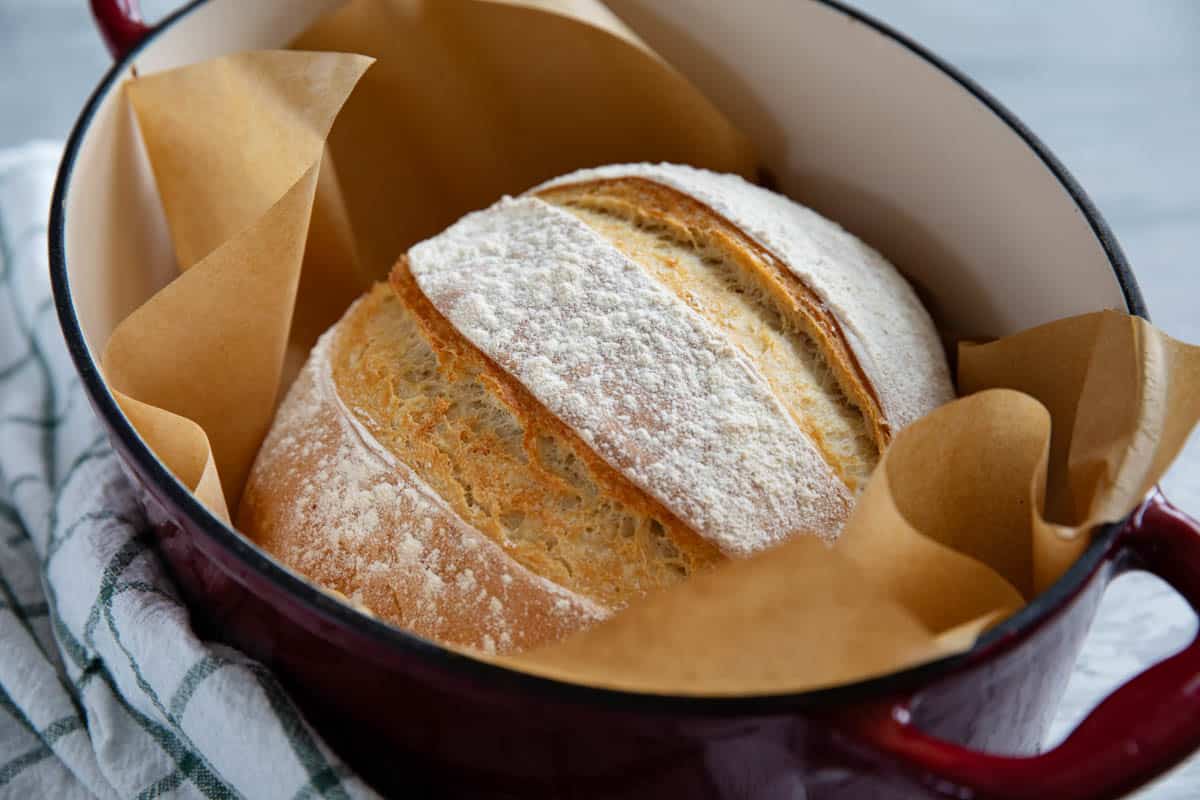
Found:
[49,0,1146,717]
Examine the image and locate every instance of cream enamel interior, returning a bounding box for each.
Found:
[63,0,1128,482]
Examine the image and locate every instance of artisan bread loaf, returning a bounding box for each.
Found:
[239,164,954,654]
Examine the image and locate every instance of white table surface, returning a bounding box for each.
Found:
[1,1,1197,797]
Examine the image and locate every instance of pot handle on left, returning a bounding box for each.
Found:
[839,490,1200,800]
[90,0,154,60]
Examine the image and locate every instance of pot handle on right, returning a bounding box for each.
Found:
[844,490,1200,800]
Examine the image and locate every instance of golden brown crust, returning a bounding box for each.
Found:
[536,178,891,451]
[242,272,727,651]
[377,264,723,603]
[237,309,605,654]
[279,271,720,618]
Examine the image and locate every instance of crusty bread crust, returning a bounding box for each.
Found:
[408,196,855,555]
[537,178,885,491]
[374,266,723,604]
[237,294,608,654]
[240,277,724,650]
[534,165,953,437]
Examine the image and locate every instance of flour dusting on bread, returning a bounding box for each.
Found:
[239,315,606,654]
[409,197,852,556]
[536,164,953,431]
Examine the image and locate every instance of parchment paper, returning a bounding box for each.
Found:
[107,51,373,514]
[292,0,757,280]
[99,0,1200,695]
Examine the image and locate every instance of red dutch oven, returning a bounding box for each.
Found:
[51,0,1200,797]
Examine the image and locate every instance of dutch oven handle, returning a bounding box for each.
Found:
[843,490,1200,800]
[90,0,154,60]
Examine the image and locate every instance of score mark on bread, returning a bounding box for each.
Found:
[239,164,953,654]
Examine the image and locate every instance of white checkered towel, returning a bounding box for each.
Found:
[1,141,1197,798]
[0,143,376,799]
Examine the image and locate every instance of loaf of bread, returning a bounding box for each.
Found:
[238,164,954,654]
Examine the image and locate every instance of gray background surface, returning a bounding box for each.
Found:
[1,1,1197,797]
